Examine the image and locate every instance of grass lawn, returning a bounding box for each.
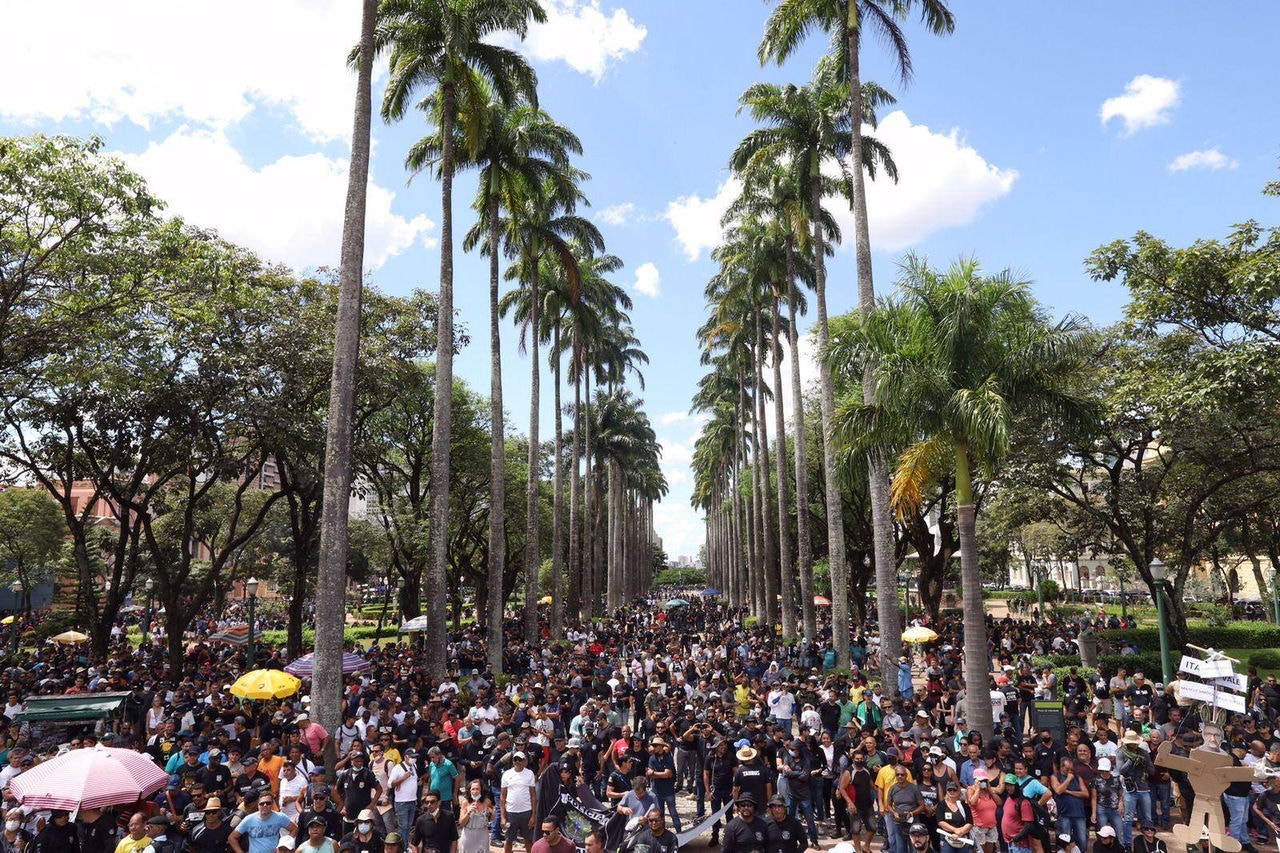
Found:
[1220,648,1280,679]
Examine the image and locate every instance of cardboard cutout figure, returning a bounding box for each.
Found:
[1155,724,1254,852]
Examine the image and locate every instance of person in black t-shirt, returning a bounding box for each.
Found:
[73,809,113,853]
[338,752,383,833]
[188,799,234,853]
[720,795,766,853]
[411,794,458,853]
[197,749,234,798]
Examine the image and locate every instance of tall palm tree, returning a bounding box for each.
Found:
[760,0,953,679]
[500,186,604,643]
[314,0,377,746]
[826,255,1094,735]
[417,94,583,669]
[376,0,545,673]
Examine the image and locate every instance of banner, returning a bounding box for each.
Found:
[1179,655,1233,679]
[676,801,735,848]
[1178,679,1247,712]
[1211,673,1249,692]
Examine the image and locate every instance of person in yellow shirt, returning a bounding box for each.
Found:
[115,812,152,853]
[874,748,913,811]
[734,679,753,720]
[849,682,866,708]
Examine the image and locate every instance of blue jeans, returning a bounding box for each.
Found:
[1151,782,1173,827]
[395,801,417,836]
[1123,790,1152,847]
[1097,806,1123,841]
[1009,845,1031,853]
[490,786,503,841]
[1224,794,1250,846]
[885,819,909,853]
[788,794,819,845]
[1056,816,1087,851]
[655,793,682,832]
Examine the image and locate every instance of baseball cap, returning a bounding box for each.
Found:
[1099,827,1116,839]
[1097,758,1112,772]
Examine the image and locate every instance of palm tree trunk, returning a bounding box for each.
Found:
[551,320,565,640]
[811,171,850,667]
[582,371,595,619]
[753,312,779,625]
[524,269,541,644]
[955,438,993,736]
[608,458,622,613]
[772,294,796,639]
[785,240,816,640]
[568,346,583,622]
[313,0,375,744]
[847,18,902,696]
[486,187,505,673]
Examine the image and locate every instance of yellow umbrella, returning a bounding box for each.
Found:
[902,626,939,644]
[51,630,89,644]
[1,615,14,625]
[230,669,301,700]
[538,595,553,605]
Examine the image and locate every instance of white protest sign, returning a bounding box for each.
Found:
[1179,655,1234,679]
[1212,673,1249,692]
[1178,679,1247,712]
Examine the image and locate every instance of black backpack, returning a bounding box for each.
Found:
[1018,779,1053,829]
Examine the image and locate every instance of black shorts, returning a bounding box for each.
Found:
[506,810,533,842]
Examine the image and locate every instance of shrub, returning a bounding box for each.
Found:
[1102,622,1280,651]
[1249,650,1280,670]
[35,612,79,640]
[1203,605,1234,628]
[653,568,707,588]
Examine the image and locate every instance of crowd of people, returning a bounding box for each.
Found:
[0,592,1276,853]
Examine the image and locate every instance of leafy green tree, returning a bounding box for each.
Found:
[0,488,66,606]
[826,255,1093,735]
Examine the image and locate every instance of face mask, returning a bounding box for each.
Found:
[6,822,19,832]
[357,823,372,833]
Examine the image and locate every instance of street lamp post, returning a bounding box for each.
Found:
[1151,559,1173,685]
[1272,569,1280,626]
[9,581,21,657]
[1119,571,1128,621]
[245,577,259,668]
[1035,565,1045,622]
[143,578,154,647]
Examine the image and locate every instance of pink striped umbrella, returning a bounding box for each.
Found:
[7,746,168,811]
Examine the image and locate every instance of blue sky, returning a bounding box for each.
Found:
[4,1,1278,559]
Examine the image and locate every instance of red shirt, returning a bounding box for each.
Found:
[1000,797,1034,843]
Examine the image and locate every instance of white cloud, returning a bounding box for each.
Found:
[597,202,636,226]
[659,437,694,468]
[633,262,662,298]
[667,111,1015,263]
[497,1,646,82]
[665,178,741,262]
[0,1,365,143]
[850,111,1018,252]
[652,501,704,560]
[123,129,436,271]
[1100,75,1181,136]
[1168,147,1239,173]
[658,412,690,427]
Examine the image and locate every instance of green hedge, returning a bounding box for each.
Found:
[654,568,707,587]
[258,626,391,646]
[1102,622,1280,650]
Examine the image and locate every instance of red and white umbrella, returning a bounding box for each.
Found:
[7,746,168,812]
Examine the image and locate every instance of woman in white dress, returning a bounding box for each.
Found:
[458,779,495,853]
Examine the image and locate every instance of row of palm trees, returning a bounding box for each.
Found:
[692,1,1098,739]
[313,0,664,739]
[693,0,953,686]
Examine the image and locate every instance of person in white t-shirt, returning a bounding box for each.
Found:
[387,749,420,834]
[500,753,537,853]
[278,762,309,821]
[767,685,796,732]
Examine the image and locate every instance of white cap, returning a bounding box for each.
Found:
[1098,827,1116,839]
[278,838,297,850]
[1097,758,1112,772]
